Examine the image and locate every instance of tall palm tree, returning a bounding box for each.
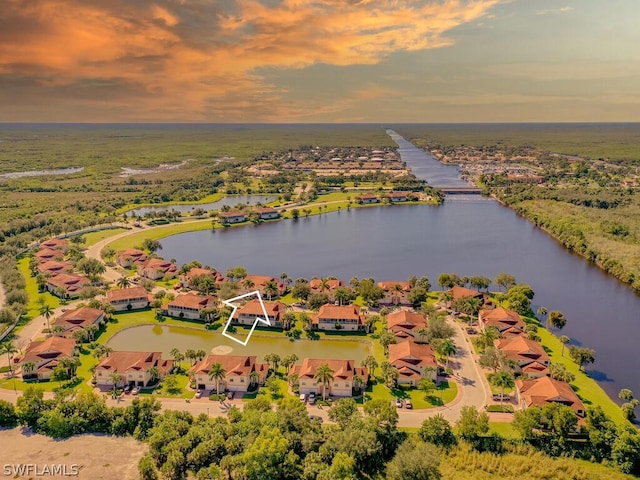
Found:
[393,283,404,305]
[264,280,279,300]
[243,278,255,291]
[281,354,298,373]
[22,361,36,379]
[148,366,159,386]
[0,342,18,374]
[208,363,227,396]
[314,364,335,401]
[39,304,54,332]
[478,326,500,351]
[117,276,131,289]
[361,355,378,378]
[489,370,515,409]
[280,272,290,287]
[560,335,570,356]
[110,371,122,396]
[437,339,457,368]
[319,278,330,293]
[249,370,260,389]
[353,374,364,394]
[380,361,398,388]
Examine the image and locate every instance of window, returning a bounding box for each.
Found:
[230,378,234,382]
[301,381,306,386]
[240,378,244,383]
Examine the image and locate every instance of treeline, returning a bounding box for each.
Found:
[1,389,638,479]
[0,257,28,328]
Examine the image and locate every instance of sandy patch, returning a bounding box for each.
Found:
[0,428,147,479]
[211,345,234,355]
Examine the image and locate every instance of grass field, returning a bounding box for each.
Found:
[82,227,130,246]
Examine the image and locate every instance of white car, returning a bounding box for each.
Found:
[299,393,307,402]
[195,390,202,399]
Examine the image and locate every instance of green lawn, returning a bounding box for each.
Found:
[488,421,519,438]
[537,327,626,424]
[106,219,213,251]
[82,228,129,247]
[363,379,457,409]
[15,257,61,332]
[242,377,294,403]
[140,374,194,399]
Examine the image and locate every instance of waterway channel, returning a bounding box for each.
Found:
[157,130,640,401]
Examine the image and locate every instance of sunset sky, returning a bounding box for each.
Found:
[1,0,639,122]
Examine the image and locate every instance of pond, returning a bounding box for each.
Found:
[126,195,278,216]
[106,324,372,363]
[0,166,84,180]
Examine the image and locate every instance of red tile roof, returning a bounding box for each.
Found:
[53,306,104,329]
[35,248,64,261]
[106,286,149,302]
[449,285,483,300]
[168,293,218,310]
[22,337,76,365]
[480,307,525,334]
[190,355,260,377]
[378,281,412,292]
[387,310,427,330]
[517,376,585,416]
[313,304,364,324]
[37,260,73,276]
[219,210,246,218]
[309,278,344,291]
[289,358,368,383]
[41,238,68,249]
[234,300,286,319]
[96,351,172,375]
[46,273,90,292]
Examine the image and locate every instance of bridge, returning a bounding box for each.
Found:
[439,186,483,195]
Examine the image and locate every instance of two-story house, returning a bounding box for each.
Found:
[389,341,438,386]
[233,300,287,328]
[95,351,173,387]
[312,304,365,331]
[166,293,218,320]
[289,358,368,397]
[20,337,77,381]
[106,286,150,311]
[190,355,268,392]
[387,310,428,343]
[495,336,550,378]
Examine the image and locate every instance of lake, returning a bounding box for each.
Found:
[157,132,640,401]
[126,195,277,216]
[107,324,371,363]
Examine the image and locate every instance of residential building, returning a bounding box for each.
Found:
[95,351,173,387]
[45,273,90,298]
[479,307,526,337]
[233,300,287,328]
[309,278,345,297]
[240,275,287,298]
[355,193,380,204]
[254,206,280,220]
[179,267,224,290]
[51,306,105,337]
[40,238,68,250]
[219,210,247,224]
[389,341,438,386]
[387,310,428,343]
[289,358,368,397]
[190,355,268,392]
[378,281,413,305]
[495,336,550,378]
[166,293,218,320]
[106,286,150,311]
[115,248,148,268]
[34,248,64,263]
[138,258,178,280]
[516,376,585,417]
[386,191,408,202]
[20,337,77,381]
[449,285,485,303]
[312,304,365,331]
[36,260,73,277]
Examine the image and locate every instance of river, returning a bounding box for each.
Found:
[159,131,639,401]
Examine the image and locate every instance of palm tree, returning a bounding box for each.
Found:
[380,361,398,388]
[22,361,36,379]
[243,278,255,291]
[282,354,298,373]
[549,362,575,383]
[264,280,279,300]
[185,349,197,365]
[117,276,131,289]
[196,349,207,361]
[110,371,121,396]
[379,330,396,354]
[280,272,290,287]
[0,342,18,374]
[51,325,66,337]
[548,310,567,331]
[39,304,54,332]
[314,363,335,401]
[334,287,350,306]
[361,355,378,378]
[436,339,457,368]
[148,366,159,386]
[264,353,281,373]
[85,324,99,342]
[392,283,404,305]
[208,363,227,396]
[537,306,548,326]
[478,326,499,351]
[249,370,260,390]
[560,335,570,356]
[353,374,365,394]
[489,370,515,409]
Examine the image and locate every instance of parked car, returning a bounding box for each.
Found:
[299,393,307,402]
[308,393,316,405]
[395,398,403,408]
[227,391,234,400]
[309,415,323,423]
[123,385,132,394]
[492,393,511,401]
[466,327,477,334]
[405,399,413,409]
[132,386,140,395]
[195,390,202,399]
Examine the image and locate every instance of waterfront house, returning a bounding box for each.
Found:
[219,210,247,224]
[386,191,408,202]
[95,351,173,388]
[312,304,365,331]
[479,307,526,337]
[138,258,178,280]
[51,306,105,338]
[37,260,73,277]
[309,278,346,300]
[179,267,224,290]
[356,193,380,204]
[378,281,413,305]
[115,248,148,268]
[20,337,77,381]
[190,355,268,392]
[289,358,368,397]
[232,300,287,328]
[241,275,287,298]
[516,376,585,417]
[106,286,150,311]
[45,273,90,298]
[34,248,65,263]
[166,293,218,320]
[389,341,438,386]
[449,285,485,303]
[254,206,280,220]
[494,336,550,378]
[387,310,428,343]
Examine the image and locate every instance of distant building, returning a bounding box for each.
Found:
[254,207,280,220]
[378,281,413,306]
[233,300,287,328]
[219,210,247,224]
[356,193,380,204]
[116,248,148,268]
[138,258,178,280]
[386,191,408,202]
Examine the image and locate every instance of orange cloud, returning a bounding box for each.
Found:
[0,0,503,121]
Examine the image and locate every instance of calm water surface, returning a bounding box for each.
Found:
[158,132,640,401]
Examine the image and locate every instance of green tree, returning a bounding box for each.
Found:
[109,371,121,396]
[418,378,436,400]
[569,345,596,371]
[138,454,159,480]
[0,342,17,375]
[560,335,570,356]
[456,406,489,442]
[379,329,396,354]
[142,238,163,253]
[39,303,54,332]
[513,406,543,439]
[418,414,456,448]
[328,398,359,428]
[380,361,398,388]
[494,272,516,291]
[488,370,515,409]
[264,280,279,300]
[548,310,567,330]
[361,355,378,378]
[549,362,575,383]
[116,276,131,288]
[0,399,17,427]
[281,353,298,373]
[314,363,335,400]
[435,339,456,368]
[386,439,441,480]
[208,363,227,396]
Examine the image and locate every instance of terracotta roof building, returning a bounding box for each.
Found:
[312,304,365,331]
[34,248,65,263]
[378,281,413,306]
[233,300,287,328]
[254,207,280,220]
[179,267,224,290]
[116,248,148,268]
[356,193,380,204]
[516,376,585,417]
[95,351,173,387]
[52,306,105,337]
[289,358,368,397]
[40,238,68,250]
[389,341,438,386]
[495,336,550,378]
[449,285,485,302]
[20,337,77,380]
[479,307,526,337]
[37,260,73,277]
[387,310,428,342]
[138,258,178,280]
[240,275,287,298]
[218,210,247,224]
[45,273,90,298]
[190,355,268,392]
[106,286,150,311]
[166,293,218,320]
